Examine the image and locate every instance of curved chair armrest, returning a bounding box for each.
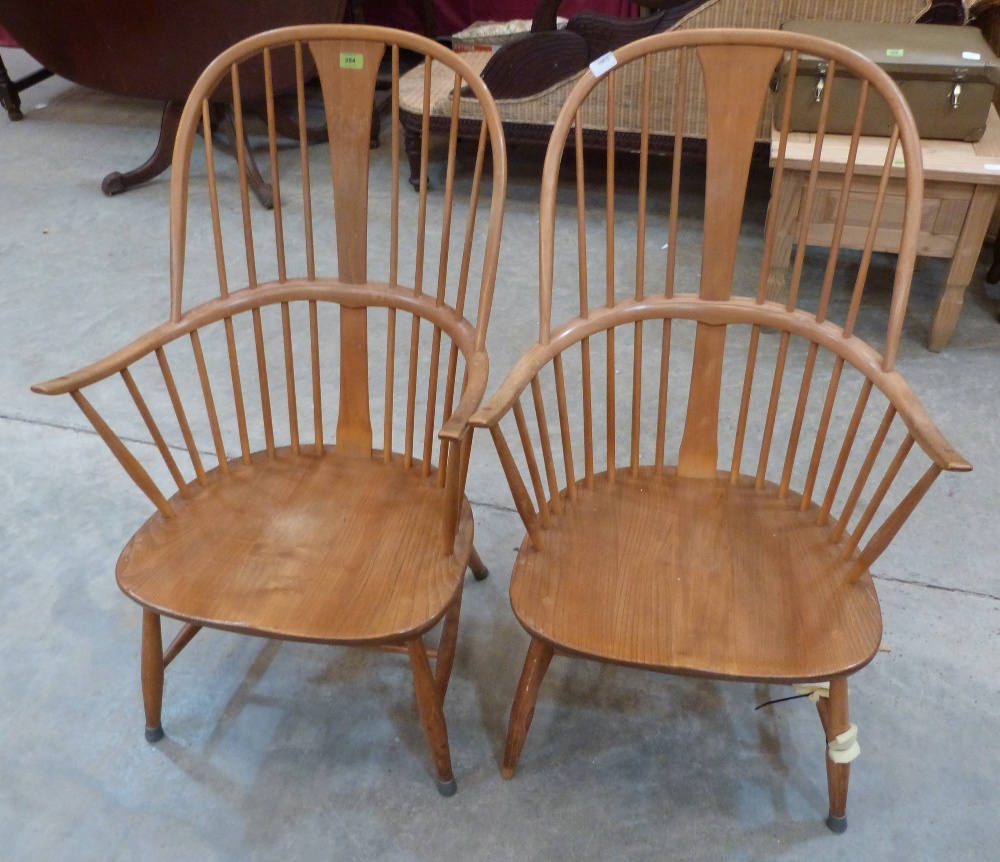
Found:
[438,350,490,441]
[472,367,975,473]
[32,323,178,396]
[890,384,971,473]
[35,278,484,398]
[469,304,972,475]
[468,346,544,430]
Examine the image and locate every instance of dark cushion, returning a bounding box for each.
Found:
[478,30,590,99]
[916,0,967,25]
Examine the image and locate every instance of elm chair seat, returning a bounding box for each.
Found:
[509,470,881,682]
[119,452,474,643]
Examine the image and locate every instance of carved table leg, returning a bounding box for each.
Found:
[404,126,423,191]
[0,53,23,121]
[102,100,184,196]
[765,172,804,302]
[219,108,274,210]
[986,230,1000,284]
[253,96,328,144]
[929,183,998,351]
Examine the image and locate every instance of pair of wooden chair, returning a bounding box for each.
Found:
[34,25,968,829]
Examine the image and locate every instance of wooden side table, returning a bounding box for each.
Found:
[767,106,1000,351]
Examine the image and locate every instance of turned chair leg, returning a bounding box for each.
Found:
[408,637,457,796]
[434,588,463,701]
[817,677,853,833]
[468,545,489,581]
[141,610,165,743]
[502,637,554,779]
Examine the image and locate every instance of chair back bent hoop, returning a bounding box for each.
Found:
[472,28,969,827]
[33,24,506,796]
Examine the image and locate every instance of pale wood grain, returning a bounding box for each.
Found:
[677,44,782,479]
[486,30,966,824]
[778,106,1000,185]
[509,469,882,682]
[34,25,507,792]
[118,450,474,643]
[141,610,164,737]
[311,39,384,456]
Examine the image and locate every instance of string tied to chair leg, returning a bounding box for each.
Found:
[828,723,860,765]
[793,681,830,703]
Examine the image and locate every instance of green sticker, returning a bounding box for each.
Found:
[892,157,905,167]
[340,52,364,69]
[886,48,904,58]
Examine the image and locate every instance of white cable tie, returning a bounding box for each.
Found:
[793,681,830,703]
[828,723,860,765]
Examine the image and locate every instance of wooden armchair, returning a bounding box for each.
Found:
[32,24,506,796]
[471,29,969,829]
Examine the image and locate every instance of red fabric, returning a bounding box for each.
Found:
[363,0,639,36]
[470,1,639,21]
[0,24,19,47]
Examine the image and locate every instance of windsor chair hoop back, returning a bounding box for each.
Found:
[471,28,969,829]
[33,24,507,796]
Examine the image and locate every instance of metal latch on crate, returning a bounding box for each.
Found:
[950,82,962,109]
[814,62,828,103]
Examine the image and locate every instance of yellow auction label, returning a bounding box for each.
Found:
[886,48,904,57]
[340,53,364,69]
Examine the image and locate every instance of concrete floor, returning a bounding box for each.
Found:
[1,48,999,861]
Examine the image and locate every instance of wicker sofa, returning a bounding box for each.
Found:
[398,0,943,186]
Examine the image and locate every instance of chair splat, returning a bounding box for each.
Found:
[311,38,386,456]
[677,45,782,479]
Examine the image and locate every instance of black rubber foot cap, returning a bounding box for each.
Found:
[472,566,489,582]
[145,725,164,743]
[826,814,848,834]
[436,777,457,797]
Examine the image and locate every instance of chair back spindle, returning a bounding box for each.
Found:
[36,24,507,561]
[31,26,508,790]
[472,28,970,812]
[474,28,968,590]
